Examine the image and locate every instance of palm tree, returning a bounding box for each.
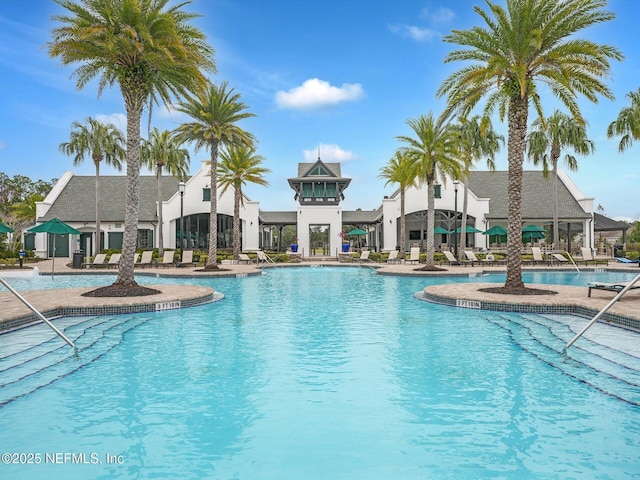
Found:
[141,128,190,256]
[455,116,503,254]
[437,0,621,292]
[397,113,463,270]
[217,144,270,259]
[378,150,417,259]
[173,82,255,270]
[59,117,125,256]
[527,110,594,250]
[49,0,214,293]
[607,88,640,152]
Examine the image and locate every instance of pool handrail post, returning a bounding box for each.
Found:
[563,271,640,356]
[0,276,76,350]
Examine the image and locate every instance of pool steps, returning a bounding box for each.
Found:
[487,313,640,406]
[0,314,152,407]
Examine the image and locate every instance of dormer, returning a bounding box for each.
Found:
[288,159,351,205]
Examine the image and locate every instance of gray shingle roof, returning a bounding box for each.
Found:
[296,161,342,178]
[594,212,629,231]
[467,171,590,220]
[258,211,298,224]
[41,175,181,223]
[342,209,382,224]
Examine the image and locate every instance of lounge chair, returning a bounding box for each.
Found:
[85,253,107,268]
[442,250,461,266]
[358,250,372,263]
[579,247,609,266]
[551,253,569,265]
[463,250,478,266]
[386,250,400,264]
[107,253,121,268]
[177,250,196,267]
[238,253,255,264]
[407,247,420,264]
[137,250,154,268]
[257,250,275,264]
[159,250,175,267]
[531,247,549,266]
[616,257,639,264]
[588,281,640,298]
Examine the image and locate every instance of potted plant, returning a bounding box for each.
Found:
[290,238,299,253]
[339,231,349,252]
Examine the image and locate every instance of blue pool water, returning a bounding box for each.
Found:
[1,268,639,479]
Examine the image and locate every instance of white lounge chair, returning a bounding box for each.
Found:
[442,250,461,266]
[107,253,121,268]
[386,250,400,264]
[238,253,255,264]
[551,253,569,265]
[531,247,549,266]
[177,250,195,267]
[159,250,175,267]
[463,250,478,266]
[407,247,420,264]
[137,250,154,268]
[580,247,609,266]
[85,253,107,268]
[358,250,372,263]
[257,251,275,264]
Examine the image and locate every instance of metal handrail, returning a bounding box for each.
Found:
[562,271,640,356]
[0,276,76,350]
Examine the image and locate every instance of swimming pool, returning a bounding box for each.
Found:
[1,268,639,479]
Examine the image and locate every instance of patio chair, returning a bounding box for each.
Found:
[407,247,420,264]
[587,281,640,298]
[551,253,569,265]
[358,249,372,263]
[463,250,478,266]
[616,257,639,264]
[159,250,175,267]
[257,250,275,264]
[84,253,107,268]
[442,250,461,266]
[531,247,550,266]
[579,247,609,266]
[177,250,196,267]
[137,250,154,268]
[386,250,400,264]
[238,253,255,264]
[107,253,121,269]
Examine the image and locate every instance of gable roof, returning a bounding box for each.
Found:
[40,175,181,223]
[296,161,342,178]
[594,212,629,231]
[467,170,590,220]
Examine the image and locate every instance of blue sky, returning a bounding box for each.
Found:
[1,0,639,220]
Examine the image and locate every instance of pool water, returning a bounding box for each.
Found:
[1,268,639,479]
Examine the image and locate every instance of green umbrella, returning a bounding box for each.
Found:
[28,218,81,279]
[521,224,546,243]
[347,228,367,236]
[0,221,14,233]
[434,226,451,234]
[483,225,507,236]
[455,225,483,233]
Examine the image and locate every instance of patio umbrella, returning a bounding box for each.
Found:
[28,218,81,279]
[0,221,14,233]
[347,228,367,248]
[434,226,451,234]
[521,224,546,243]
[454,225,483,233]
[482,225,507,236]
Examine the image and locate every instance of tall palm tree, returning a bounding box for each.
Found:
[397,113,463,270]
[141,127,190,256]
[437,0,621,292]
[607,88,640,152]
[378,149,417,259]
[49,0,214,293]
[217,144,270,259]
[455,116,503,254]
[527,110,594,249]
[173,82,255,270]
[59,117,125,256]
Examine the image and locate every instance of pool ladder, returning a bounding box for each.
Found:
[0,276,76,350]
[563,271,640,356]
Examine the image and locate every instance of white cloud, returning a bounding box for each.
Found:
[275,78,364,110]
[420,7,455,24]
[96,113,127,135]
[388,24,439,42]
[303,144,357,162]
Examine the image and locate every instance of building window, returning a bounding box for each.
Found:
[435,184,441,198]
[310,165,330,176]
[24,233,35,251]
[137,229,154,248]
[109,232,123,250]
[203,188,210,201]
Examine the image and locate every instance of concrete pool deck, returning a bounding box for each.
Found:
[1,258,639,332]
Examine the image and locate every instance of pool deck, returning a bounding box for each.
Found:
[1,258,639,332]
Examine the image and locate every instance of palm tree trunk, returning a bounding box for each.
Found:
[425,181,436,267]
[399,186,406,258]
[233,185,241,259]
[157,165,164,256]
[206,140,220,270]
[114,95,144,286]
[94,160,100,257]
[504,96,527,291]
